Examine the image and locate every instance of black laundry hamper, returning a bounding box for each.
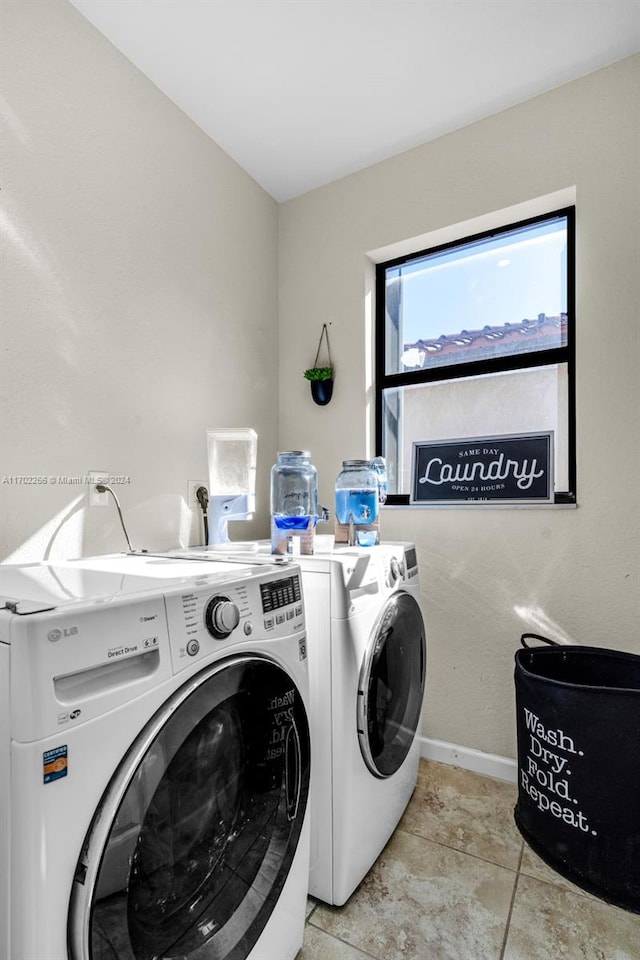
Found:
[514,634,640,914]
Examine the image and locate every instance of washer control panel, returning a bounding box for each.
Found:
[404,546,418,580]
[163,568,305,672]
[384,545,419,587]
[260,573,303,632]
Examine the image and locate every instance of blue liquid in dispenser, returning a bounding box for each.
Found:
[273,515,313,530]
[335,489,379,525]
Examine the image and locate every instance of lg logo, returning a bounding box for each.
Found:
[58,708,82,724]
[48,626,79,642]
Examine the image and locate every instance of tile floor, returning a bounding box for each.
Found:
[299,759,640,960]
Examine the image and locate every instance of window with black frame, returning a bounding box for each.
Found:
[375,207,576,505]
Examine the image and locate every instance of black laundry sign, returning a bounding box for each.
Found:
[411,432,553,503]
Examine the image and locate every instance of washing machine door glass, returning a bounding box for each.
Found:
[357,591,426,778]
[68,655,310,960]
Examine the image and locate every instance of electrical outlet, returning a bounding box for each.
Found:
[88,471,109,506]
[188,481,208,508]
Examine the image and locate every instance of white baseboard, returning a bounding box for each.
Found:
[419,736,517,783]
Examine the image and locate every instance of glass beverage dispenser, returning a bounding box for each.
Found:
[335,460,380,526]
[334,458,386,545]
[270,451,318,555]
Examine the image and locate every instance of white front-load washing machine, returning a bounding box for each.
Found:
[167,543,426,907]
[0,555,311,960]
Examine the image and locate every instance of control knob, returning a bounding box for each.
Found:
[389,557,405,585]
[204,596,241,639]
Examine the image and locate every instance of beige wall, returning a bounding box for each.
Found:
[0,0,278,560]
[279,55,640,758]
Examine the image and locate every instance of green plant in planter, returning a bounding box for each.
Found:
[303,365,334,381]
[305,325,334,405]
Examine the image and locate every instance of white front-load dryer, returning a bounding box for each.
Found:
[297,542,426,905]
[0,555,311,960]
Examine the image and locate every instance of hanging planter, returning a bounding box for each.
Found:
[304,324,334,406]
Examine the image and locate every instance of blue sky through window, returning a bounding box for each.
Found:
[392,218,568,348]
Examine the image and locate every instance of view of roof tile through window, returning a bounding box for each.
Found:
[402,313,567,369]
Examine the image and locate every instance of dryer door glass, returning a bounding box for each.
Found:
[358,592,426,778]
[68,656,310,960]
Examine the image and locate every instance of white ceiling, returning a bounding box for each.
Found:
[69,0,640,202]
